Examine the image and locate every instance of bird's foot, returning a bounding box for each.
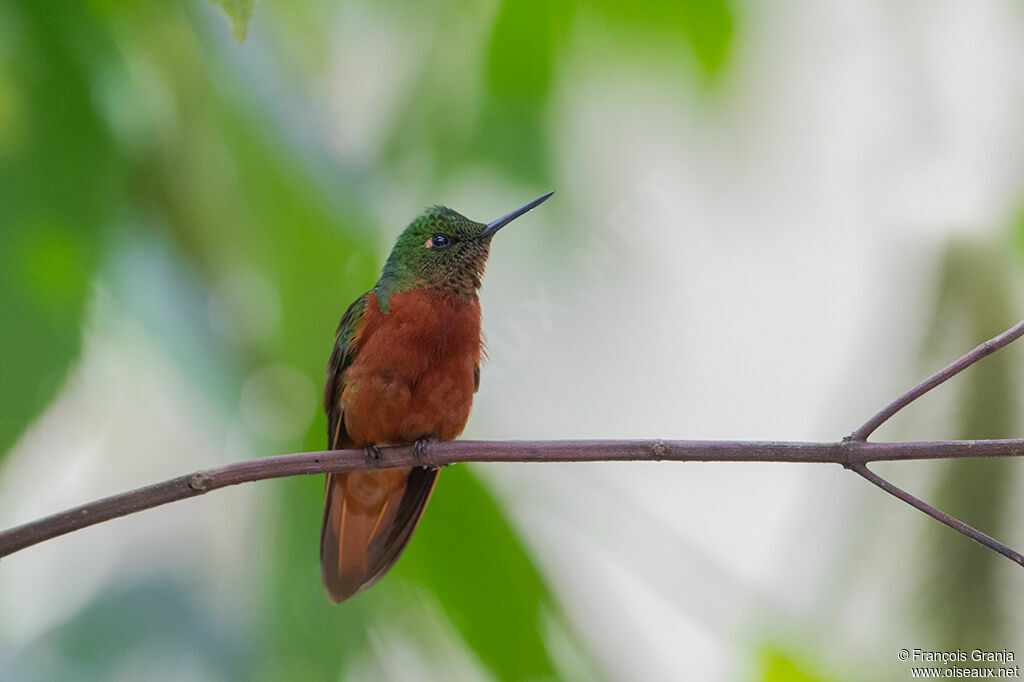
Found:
[363,443,383,465]
[412,439,438,469]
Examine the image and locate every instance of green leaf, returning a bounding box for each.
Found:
[0,2,119,459]
[678,0,734,78]
[0,225,97,456]
[478,0,575,182]
[590,0,735,80]
[260,464,567,681]
[260,473,373,681]
[396,465,560,680]
[211,0,254,42]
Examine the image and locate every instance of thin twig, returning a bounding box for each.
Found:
[2,438,1024,560]
[849,319,1024,441]
[850,462,1024,567]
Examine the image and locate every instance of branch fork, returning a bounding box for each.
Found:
[844,319,1024,567]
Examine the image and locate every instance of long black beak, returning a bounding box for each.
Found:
[482,191,554,238]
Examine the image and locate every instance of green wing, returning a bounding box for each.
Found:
[323,292,369,448]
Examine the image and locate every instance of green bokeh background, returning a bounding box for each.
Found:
[1,1,1022,680]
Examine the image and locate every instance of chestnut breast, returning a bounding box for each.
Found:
[341,288,482,445]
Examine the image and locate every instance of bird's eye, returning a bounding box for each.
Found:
[428,233,452,250]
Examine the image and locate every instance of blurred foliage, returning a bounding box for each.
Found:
[750,232,1024,679]
[756,644,852,682]
[210,0,253,41]
[917,241,1020,647]
[0,1,119,460]
[590,0,734,79]
[4,0,1023,678]
[266,463,564,681]
[379,0,735,186]
[5,581,249,681]
[1017,206,1024,260]
[479,0,576,181]
[1,0,738,678]
[400,464,559,679]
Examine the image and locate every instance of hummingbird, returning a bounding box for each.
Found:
[321,191,554,603]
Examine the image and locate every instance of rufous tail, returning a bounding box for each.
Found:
[320,466,439,603]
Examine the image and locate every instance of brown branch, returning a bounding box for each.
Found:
[2,438,1024,561]
[2,318,1023,570]
[849,462,1024,567]
[849,319,1024,441]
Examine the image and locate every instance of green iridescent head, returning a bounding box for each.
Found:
[376,192,553,305]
